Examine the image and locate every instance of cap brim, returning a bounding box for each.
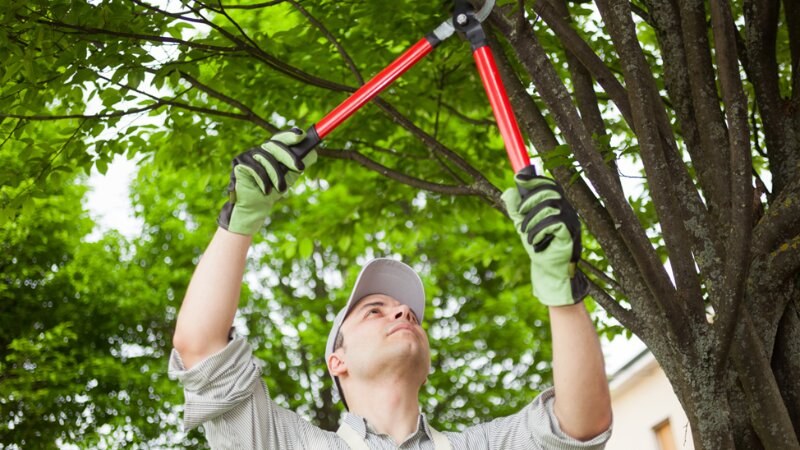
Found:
[345,258,425,322]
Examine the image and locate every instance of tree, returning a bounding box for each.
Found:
[0,132,189,446]
[1,0,798,448]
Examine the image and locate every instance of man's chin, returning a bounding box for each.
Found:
[387,344,430,368]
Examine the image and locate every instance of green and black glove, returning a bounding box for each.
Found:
[501,168,588,307]
[217,129,317,236]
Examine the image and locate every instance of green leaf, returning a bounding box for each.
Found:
[96,158,108,175]
[299,238,313,259]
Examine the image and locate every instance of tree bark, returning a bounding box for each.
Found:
[772,291,800,436]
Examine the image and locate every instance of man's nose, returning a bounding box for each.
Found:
[394,304,417,323]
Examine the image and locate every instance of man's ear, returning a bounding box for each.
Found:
[328,351,347,377]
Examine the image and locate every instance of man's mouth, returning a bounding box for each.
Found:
[388,323,416,336]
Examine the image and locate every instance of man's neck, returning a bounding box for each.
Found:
[345,377,422,445]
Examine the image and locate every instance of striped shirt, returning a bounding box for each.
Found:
[169,338,611,449]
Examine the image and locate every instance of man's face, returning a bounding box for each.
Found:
[333,294,431,385]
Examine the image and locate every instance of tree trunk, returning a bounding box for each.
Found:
[652,298,800,449]
[772,290,800,436]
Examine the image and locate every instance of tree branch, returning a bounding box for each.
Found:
[437,100,496,127]
[485,19,672,334]
[201,1,269,56]
[629,3,652,24]
[39,16,354,94]
[128,0,208,25]
[709,0,755,375]
[550,0,622,191]
[752,177,800,256]
[784,0,800,102]
[348,139,425,159]
[36,18,240,53]
[729,315,800,449]
[0,104,161,121]
[584,277,638,335]
[744,0,788,194]
[676,0,733,224]
[579,259,623,295]
[216,1,285,9]
[177,70,276,132]
[177,2,355,93]
[763,234,800,288]
[528,1,635,127]
[316,147,482,199]
[94,73,259,125]
[493,8,681,320]
[0,119,26,150]
[596,0,707,326]
[639,1,727,318]
[369,99,504,209]
[644,0,727,230]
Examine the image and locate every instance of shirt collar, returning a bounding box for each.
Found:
[342,411,434,442]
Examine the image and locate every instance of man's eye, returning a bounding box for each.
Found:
[368,308,380,315]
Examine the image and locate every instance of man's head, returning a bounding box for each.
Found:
[324,259,430,409]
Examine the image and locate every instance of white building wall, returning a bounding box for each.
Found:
[605,352,695,450]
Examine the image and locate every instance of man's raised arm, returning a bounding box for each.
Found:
[502,171,612,441]
[172,229,252,369]
[172,129,317,369]
[550,303,612,439]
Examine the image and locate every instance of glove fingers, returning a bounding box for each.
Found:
[521,199,561,235]
[253,152,288,192]
[518,183,562,211]
[270,129,307,146]
[514,174,557,190]
[262,140,305,172]
[219,128,309,236]
[234,164,268,195]
[528,211,582,262]
[264,128,310,171]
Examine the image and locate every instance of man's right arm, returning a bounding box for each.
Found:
[172,228,252,369]
[172,128,316,370]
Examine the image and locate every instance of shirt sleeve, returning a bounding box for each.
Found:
[168,338,323,449]
[457,387,612,450]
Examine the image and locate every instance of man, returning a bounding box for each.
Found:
[169,129,612,449]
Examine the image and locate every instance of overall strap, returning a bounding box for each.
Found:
[429,427,452,450]
[336,422,452,450]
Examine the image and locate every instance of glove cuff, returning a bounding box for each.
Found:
[534,267,589,307]
[570,269,589,303]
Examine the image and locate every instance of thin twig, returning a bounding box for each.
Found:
[216,1,284,9]
[0,119,26,149]
[585,277,636,332]
[178,70,275,131]
[0,104,161,121]
[579,259,624,293]
[317,147,478,197]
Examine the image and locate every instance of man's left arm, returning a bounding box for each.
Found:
[550,304,612,440]
[502,171,612,441]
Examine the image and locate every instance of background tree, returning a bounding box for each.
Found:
[1,0,798,449]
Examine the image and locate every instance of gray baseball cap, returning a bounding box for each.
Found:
[324,258,426,408]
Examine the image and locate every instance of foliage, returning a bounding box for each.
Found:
[0,163,184,445]
[2,0,799,449]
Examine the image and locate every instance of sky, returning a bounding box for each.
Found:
[84,156,648,376]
